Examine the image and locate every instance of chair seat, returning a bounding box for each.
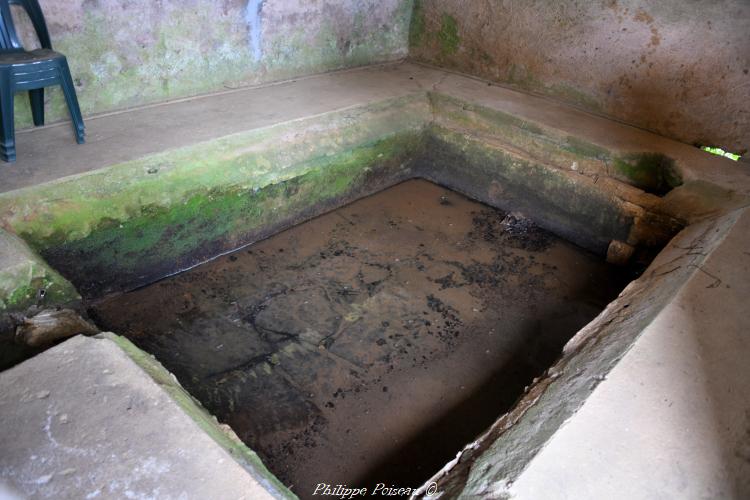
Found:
[0,0,84,162]
[0,48,63,66]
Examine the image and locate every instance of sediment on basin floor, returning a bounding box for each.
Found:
[88,179,639,498]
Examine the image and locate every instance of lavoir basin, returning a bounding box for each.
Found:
[88,180,635,497]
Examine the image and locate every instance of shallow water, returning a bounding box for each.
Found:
[89,179,632,497]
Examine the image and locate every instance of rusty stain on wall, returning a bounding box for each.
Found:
[409,0,750,153]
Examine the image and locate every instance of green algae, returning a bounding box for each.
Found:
[101,332,297,500]
[613,153,682,195]
[429,92,620,181]
[438,14,460,56]
[0,94,428,299]
[33,132,420,297]
[561,136,610,160]
[2,272,76,312]
[429,93,681,202]
[0,230,80,313]
[1,94,428,245]
[421,126,631,253]
[409,0,426,47]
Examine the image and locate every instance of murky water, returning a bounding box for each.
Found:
[89,179,633,497]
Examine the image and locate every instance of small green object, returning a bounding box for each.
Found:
[701,146,741,161]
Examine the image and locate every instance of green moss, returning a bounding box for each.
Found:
[614,153,682,195]
[1,95,428,297]
[101,332,296,499]
[2,274,76,312]
[432,93,680,200]
[2,94,427,243]
[0,230,80,313]
[28,132,419,296]
[430,92,545,136]
[409,0,426,47]
[561,136,610,160]
[438,14,460,56]
[422,126,631,253]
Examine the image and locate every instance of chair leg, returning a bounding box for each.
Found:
[58,58,84,144]
[29,88,44,126]
[0,69,16,162]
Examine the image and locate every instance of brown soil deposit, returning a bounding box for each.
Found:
[88,179,634,498]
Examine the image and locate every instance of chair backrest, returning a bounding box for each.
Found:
[0,0,51,51]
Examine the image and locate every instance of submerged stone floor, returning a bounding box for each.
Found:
[89,180,631,497]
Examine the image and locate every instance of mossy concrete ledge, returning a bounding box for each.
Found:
[0,228,79,316]
[0,94,430,298]
[0,332,294,499]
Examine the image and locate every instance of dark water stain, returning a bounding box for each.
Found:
[88,179,635,498]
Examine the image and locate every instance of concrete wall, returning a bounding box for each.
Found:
[12,0,412,126]
[408,0,750,154]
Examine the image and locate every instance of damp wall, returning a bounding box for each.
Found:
[11,0,413,126]
[408,0,750,154]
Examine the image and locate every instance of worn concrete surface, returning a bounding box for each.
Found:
[0,333,291,499]
[428,69,750,204]
[10,0,413,127]
[1,61,747,340]
[409,0,750,154]
[508,207,750,499]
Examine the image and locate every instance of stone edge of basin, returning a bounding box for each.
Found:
[0,331,296,499]
[416,61,750,201]
[412,207,746,498]
[0,227,80,321]
[0,92,430,302]
[97,332,296,499]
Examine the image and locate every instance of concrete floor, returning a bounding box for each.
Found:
[2,62,747,198]
[0,63,440,193]
[1,62,749,499]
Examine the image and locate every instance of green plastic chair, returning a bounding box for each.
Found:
[0,0,84,162]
